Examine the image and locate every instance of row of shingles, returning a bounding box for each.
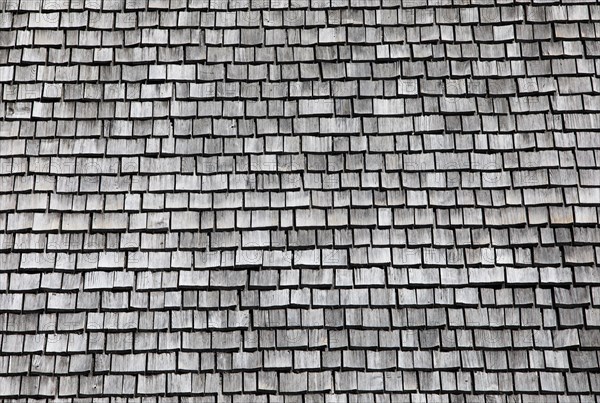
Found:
[0,351,598,395]
[218,368,598,397]
[124,369,600,395]
[3,125,598,155]
[2,22,597,61]
[0,371,597,397]
[2,391,600,403]
[1,345,599,395]
[1,327,598,371]
[9,1,595,24]
[13,1,599,25]
[0,26,565,61]
[0,372,438,398]
[4,390,600,402]
[3,261,599,298]
[0,373,222,398]
[2,25,597,58]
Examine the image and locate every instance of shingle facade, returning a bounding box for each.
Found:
[1,0,600,400]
